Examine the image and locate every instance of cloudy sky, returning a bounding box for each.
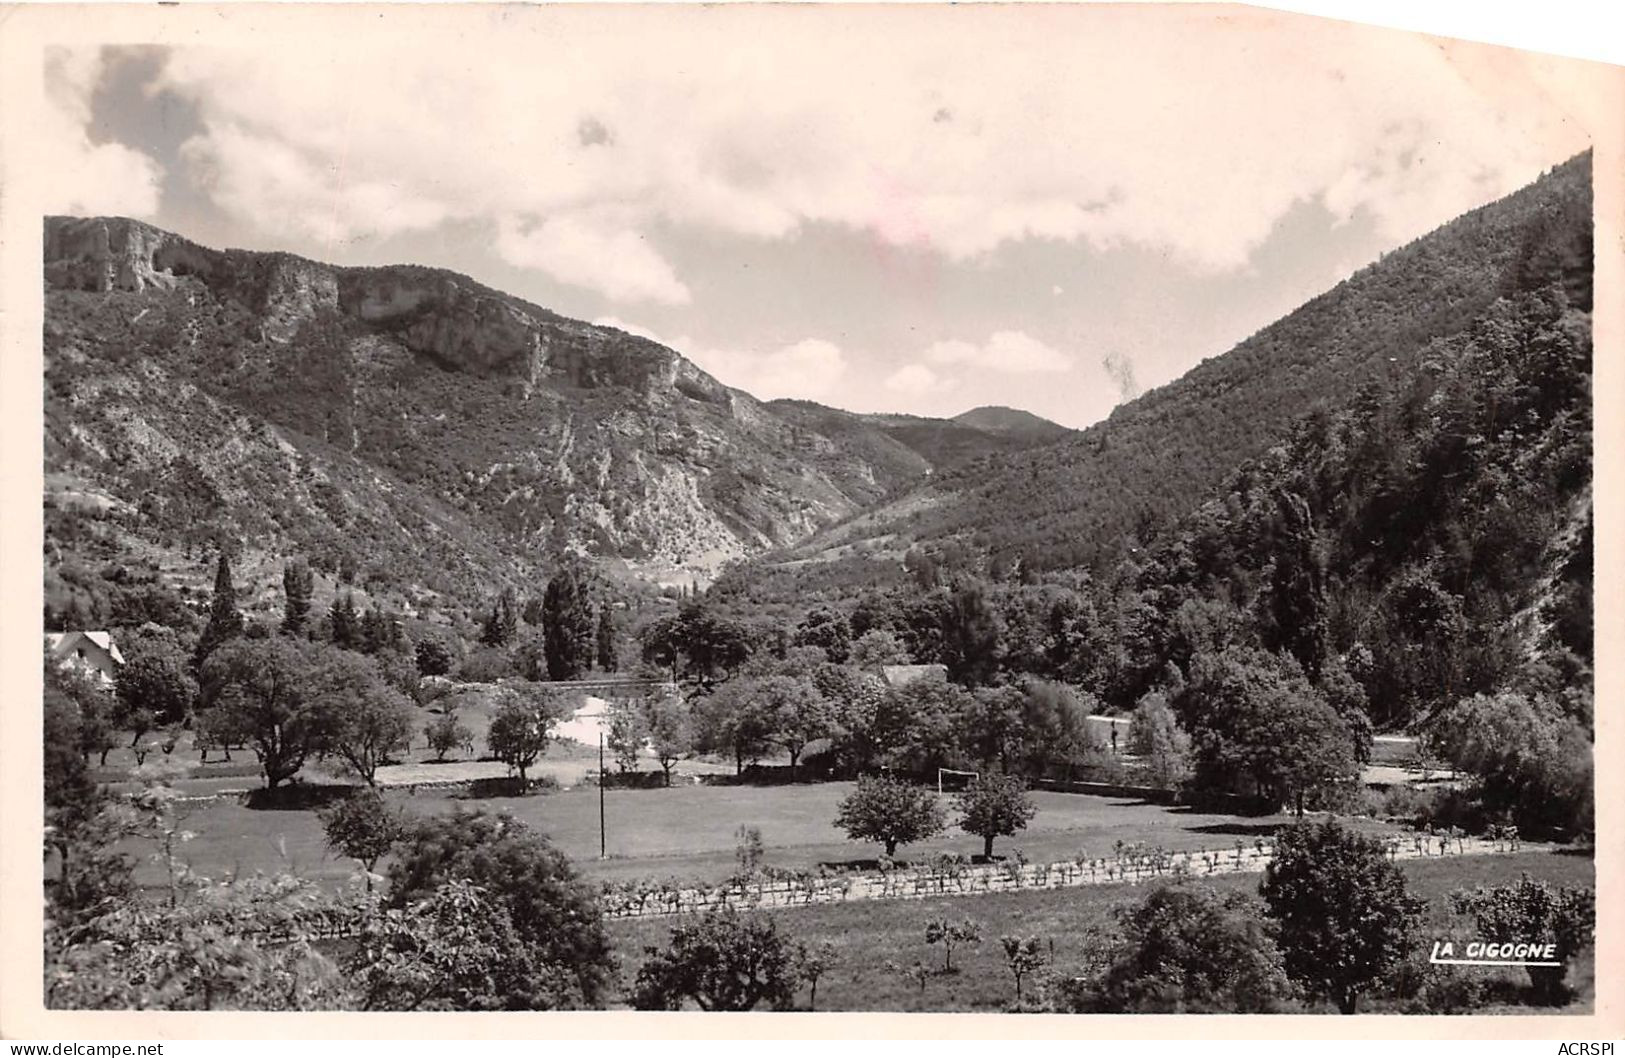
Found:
[42,6,1591,429]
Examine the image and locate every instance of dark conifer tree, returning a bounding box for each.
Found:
[192,552,244,674]
[596,606,618,673]
[329,592,360,650]
[480,587,520,647]
[542,567,594,680]
[281,560,314,635]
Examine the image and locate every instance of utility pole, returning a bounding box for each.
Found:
[598,731,607,859]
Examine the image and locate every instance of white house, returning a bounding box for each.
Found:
[45,631,125,685]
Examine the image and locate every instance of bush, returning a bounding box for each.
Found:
[385,811,613,1007]
[317,788,405,886]
[460,775,558,799]
[1449,876,1595,1005]
[457,646,517,683]
[1260,820,1426,1014]
[631,910,805,1011]
[1073,884,1294,1013]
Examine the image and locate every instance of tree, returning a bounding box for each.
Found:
[541,567,595,680]
[1000,935,1049,1003]
[940,578,1004,687]
[310,651,415,786]
[595,606,618,672]
[197,638,327,790]
[606,699,648,773]
[955,775,1038,860]
[1260,489,1329,681]
[385,811,613,1007]
[849,628,910,669]
[191,551,244,673]
[414,639,453,677]
[1013,679,1098,773]
[693,678,776,775]
[359,605,402,655]
[793,607,852,663]
[1450,876,1595,1004]
[1078,884,1292,1012]
[640,601,753,688]
[1127,692,1192,790]
[424,711,473,762]
[521,595,545,627]
[631,910,804,1011]
[797,941,837,1011]
[643,689,692,785]
[758,674,836,773]
[350,880,540,1010]
[1260,820,1425,1014]
[318,788,405,888]
[485,686,566,786]
[49,661,118,767]
[43,668,128,927]
[1429,691,1592,838]
[480,587,520,648]
[870,675,975,775]
[1175,647,1358,811]
[834,774,946,857]
[925,916,982,973]
[328,592,360,650]
[281,560,314,635]
[115,640,196,738]
[458,645,516,683]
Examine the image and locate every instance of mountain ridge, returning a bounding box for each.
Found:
[719,151,1593,604]
[41,216,1067,627]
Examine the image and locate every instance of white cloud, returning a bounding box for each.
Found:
[884,363,956,396]
[592,318,845,400]
[591,316,665,343]
[496,213,690,305]
[926,331,1071,374]
[39,49,163,217]
[143,9,1586,293]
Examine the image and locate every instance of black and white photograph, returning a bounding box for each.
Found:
[3,0,1621,1035]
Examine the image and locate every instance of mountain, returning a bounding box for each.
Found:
[766,402,1074,475]
[721,152,1594,606]
[951,406,1074,441]
[41,217,1063,628]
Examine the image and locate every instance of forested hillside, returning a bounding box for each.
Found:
[712,153,1592,767]
[735,151,1592,599]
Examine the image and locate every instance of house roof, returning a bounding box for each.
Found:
[45,630,125,666]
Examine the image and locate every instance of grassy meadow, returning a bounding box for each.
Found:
[604,850,1595,1013]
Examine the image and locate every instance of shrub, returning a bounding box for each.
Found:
[630,910,804,1011]
[424,711,473,762]
[1260,820,1426,1014]
[1449,876,1595,1005]
[385,811,613,1007]
[317,788,406,887]
[1074,884,1293,1012]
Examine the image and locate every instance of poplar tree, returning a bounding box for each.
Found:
[192,552,244,674]
[281,560,314,635]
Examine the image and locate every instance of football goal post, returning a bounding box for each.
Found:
[938,768,979,794]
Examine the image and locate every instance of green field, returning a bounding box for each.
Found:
[133,777,1362,889]
[604,850,1595,1013]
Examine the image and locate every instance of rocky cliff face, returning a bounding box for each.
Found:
[46,216,1063,598]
